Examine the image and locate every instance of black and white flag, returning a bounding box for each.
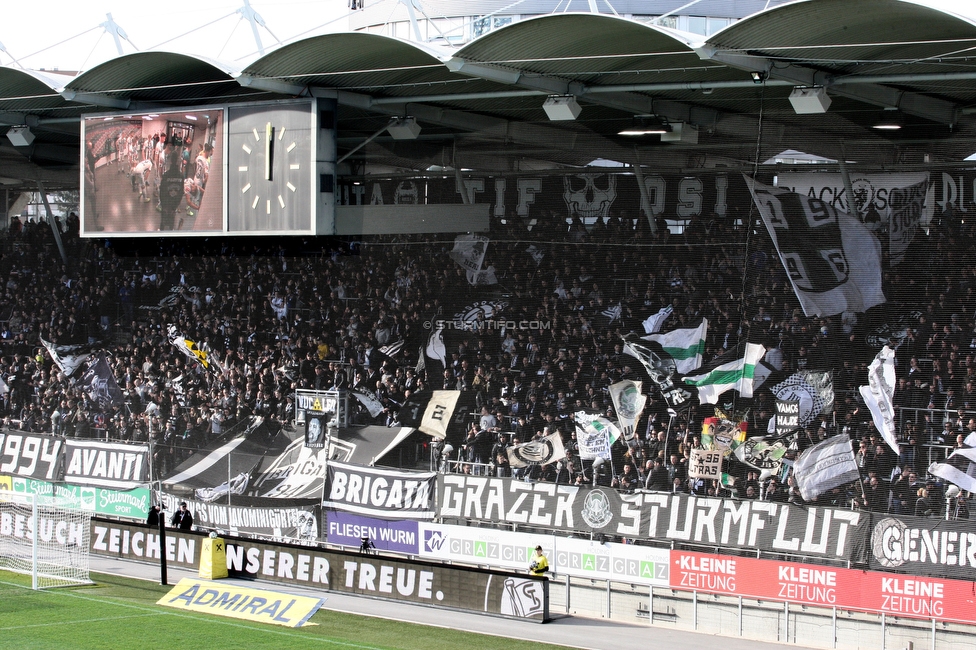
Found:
[601,303,622,324]
[351,389,385,418]
[420,390,461,439]
[771,370,834,429]
[747,177,885,317]
[929,447,976,494]
[793,434,860,501]
[621,335,693,410]
[507,432,566,469]
[449,234,489,273]
[859,346,899,455]
[642,305,673,334]
[608,380,646,441]
[81,353,124,410]
[40,336,96,378]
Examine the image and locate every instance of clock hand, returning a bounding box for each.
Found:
[265,121,274,182]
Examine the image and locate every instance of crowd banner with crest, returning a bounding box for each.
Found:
[867,512,976,581]
[438,475,868,561]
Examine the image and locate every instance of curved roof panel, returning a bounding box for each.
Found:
[65,52,245,105]
[0,66,73,115]
[243,33,458,94]
[708,0,976,78]
[457,13,741,86]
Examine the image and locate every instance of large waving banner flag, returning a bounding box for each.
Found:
[642,319,707,374]
[608,380,646,441]
[746,177,885,317]
[168,325,224,377]
[859,346,899,455]
[683,342,766,405]
[793,434,860,501]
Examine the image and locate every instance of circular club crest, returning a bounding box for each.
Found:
[871,517,907,568]
[617,385,641,419]
[580,489,614,529]
[511,438,555,465]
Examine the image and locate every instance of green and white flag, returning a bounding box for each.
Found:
[683,342,766,405]
[642,319,708,374]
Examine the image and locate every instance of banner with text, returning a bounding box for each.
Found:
[64,440,149,490]
[324,461,436,520]
[0,432,64,482]
[670,549,976,624]
[325,510,419,554]
[6,475,151,519]
[868,513,976,581]
[88,520,548,621]
[418,522,670,586]
[159,492,320,543]
[338,172,744,224]
[438,475,868,561]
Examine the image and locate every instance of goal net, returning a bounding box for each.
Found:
[0,490,92,589]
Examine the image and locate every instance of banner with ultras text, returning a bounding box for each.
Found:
[437,475,868,561]
[89,520,548,622]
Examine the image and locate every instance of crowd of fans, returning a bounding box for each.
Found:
[0,202,973,516]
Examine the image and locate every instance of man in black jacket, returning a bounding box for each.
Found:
[172,502,194,530]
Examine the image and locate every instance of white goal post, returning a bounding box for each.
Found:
[0,490,92,589]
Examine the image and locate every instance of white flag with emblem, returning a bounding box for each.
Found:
[507,432,567,468]
[859,346,899,455]
[747,177,885,317]
[608,380,646,441]
[420,390,461,439]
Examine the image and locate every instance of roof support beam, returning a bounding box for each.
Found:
[59,90,130,110]
[695,46,959,125]
[315,86,636,164]
[446,55,653,112]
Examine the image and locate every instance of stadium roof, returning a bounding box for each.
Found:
[3,0,976,190]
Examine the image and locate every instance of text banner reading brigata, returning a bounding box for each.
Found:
[324,461,436,520]
[437,475,868,560]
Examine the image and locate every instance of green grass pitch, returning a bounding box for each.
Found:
[0,570,570,650]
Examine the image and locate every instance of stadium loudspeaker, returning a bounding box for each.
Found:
[6,127,34,147]
[543,96,581,121]
[661,123,699,144]
[387,117,421,140]
[789,87,831,114]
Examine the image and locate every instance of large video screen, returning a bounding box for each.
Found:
[81,108,224,235]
